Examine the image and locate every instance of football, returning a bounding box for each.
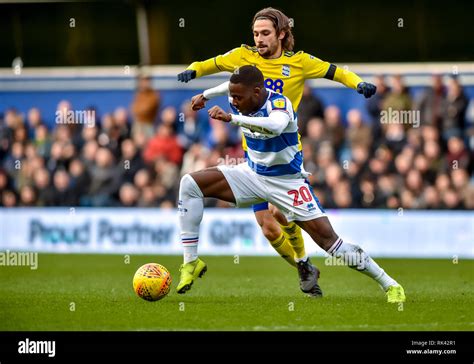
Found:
[133,263,172,301]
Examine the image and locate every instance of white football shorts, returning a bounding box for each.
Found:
[217,163,326,222]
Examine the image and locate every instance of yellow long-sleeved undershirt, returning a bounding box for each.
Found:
[187,57,364,90]
[333,66,363,90]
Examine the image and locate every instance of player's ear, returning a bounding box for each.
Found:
[278,30,285,41]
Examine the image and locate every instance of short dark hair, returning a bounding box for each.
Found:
[252,7,294,52]
[230,65,264,89]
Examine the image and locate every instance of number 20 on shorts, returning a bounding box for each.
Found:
[288,186,313,206]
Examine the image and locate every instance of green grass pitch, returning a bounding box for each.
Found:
[0,254,472,331]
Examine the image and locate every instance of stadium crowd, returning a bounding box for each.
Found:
[1,74,473,209]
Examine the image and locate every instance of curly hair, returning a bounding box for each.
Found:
[252,7,294,52]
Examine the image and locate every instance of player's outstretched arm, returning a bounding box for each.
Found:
[191,94,207,111]
[191,81,231,111]
[191,81,230,111]
[303,53,376,98]
[332,65,377,98]
[229,110,290,135]
[177,47,243,83]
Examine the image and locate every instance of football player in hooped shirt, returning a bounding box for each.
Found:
[177,65,405,304]
[177,7,379,298]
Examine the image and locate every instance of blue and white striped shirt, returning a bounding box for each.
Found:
[229,90,303,177]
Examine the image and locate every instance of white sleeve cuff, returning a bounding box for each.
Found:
[230,111,290,135]
[203,81,230,99]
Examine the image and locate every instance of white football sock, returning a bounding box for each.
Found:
[294,255,308,263]
[327,238,398,291]
[178,174,204,264]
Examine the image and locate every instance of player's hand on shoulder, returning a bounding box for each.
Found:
[357,82,377,98]
[208,106,231,122]
[191,94,208,111]
[177,69,196,83]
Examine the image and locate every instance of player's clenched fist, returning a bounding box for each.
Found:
[191,94,208,111]
[208,106,232,122]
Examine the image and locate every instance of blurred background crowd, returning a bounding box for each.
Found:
[1,74,473,209]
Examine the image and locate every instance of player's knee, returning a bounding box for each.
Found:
[268,204,288,225]
[179,174,202,198]
[258,216,281,241]
[262,225,281,241]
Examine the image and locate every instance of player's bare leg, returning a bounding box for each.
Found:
[176,167,236,294]
[296,217,406,303]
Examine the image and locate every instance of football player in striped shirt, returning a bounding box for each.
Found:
[177,65,405,303]
[177,7,377,297]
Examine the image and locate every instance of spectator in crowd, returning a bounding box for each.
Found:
[81,140,99,171]
[50,169,77,206]
[422,185,441,209]
[3,142,24,177]
[118,183,139,207]
[441,188,464,209]
[443,76,469,140]
[435,173,451,193]
[324,105,345,157]
[160,106,178,129]
[56,100,83,148]
[143,124,183,165]
[180,143,210,177]
[446,136,470,172]
[177,101,210,149]
[69,158,91,200]
[465,98,474,151]
[382,74,412,113]
[367,75,390,140]
[27,107,43,139]
[332,179,352,208]
[297,83,324,137]
[113,107,131,140]
[97,112,125,157]
[19,185,37,206]
[1,190,17,207]
[86,148,120,206]
[34,124,52,159]
[341,109,372,162]
[130,74,160,140]
[304,117,327,148]
[383,123,406,155]
[464,185,474,209]
[133,168,152,191]
[416,74,447,128]
[137,186,158,207]
[423,140,444,173]
[358,175,379,208]
[33,168,55,206]
[153,157,179,192]
[0,169,12,197]
[119,138,146,184]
